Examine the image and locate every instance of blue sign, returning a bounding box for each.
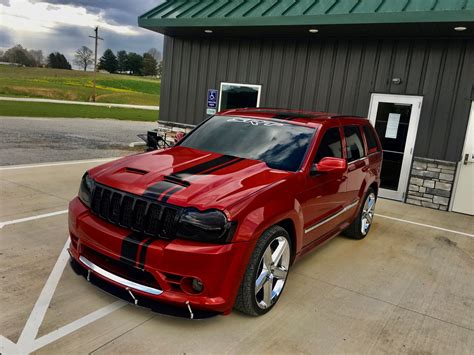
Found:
[207,89,218,109]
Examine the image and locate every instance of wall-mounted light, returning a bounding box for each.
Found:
[308,28,319,33]
[392,78,402,85]
[454,26,467,32]
[204,29,213,34]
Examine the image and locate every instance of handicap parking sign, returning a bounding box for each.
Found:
[207,89,218,109]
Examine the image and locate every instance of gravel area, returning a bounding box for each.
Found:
[0,116,157,165]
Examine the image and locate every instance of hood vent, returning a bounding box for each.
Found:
[163,175,190,187]
[124,167,149,175]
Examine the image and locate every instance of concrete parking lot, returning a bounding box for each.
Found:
[1,159,473,354]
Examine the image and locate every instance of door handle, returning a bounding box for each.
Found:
[464,153,469,165]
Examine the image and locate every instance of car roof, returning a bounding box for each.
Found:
[218,108,368,128]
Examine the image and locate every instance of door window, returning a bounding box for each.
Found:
[374,102,412,191]
[363,125,379,154]
[314,127,343,163]
[344,126,366,163]
[218,83,261,111]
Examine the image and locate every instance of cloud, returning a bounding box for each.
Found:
[0,0,164,68]
[29,0,164,26]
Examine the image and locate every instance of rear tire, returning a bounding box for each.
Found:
[234,226,291,316]
[343,188,377,240]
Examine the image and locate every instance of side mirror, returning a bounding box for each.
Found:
[311,157,347,175]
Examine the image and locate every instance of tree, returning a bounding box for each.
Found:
[3,45,35,66]
[98,49,118,73]
[142,53,158,76]
[74,46,93,71]
[28,49,43,67]
[117,50,127,73]
[157,61,163,79]
[47,52,72,70]
[125,52,143,75]
[147,48,161,62]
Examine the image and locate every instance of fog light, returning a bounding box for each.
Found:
[192,278,203,293]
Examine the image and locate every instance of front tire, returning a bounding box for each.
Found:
[234,226,291,316]
[343,188,377,240]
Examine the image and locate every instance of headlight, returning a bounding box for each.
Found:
[78,172,94,208]
[176,208,236,243]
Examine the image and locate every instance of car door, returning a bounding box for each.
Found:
[299,126,347,247]
[343,125,368,206]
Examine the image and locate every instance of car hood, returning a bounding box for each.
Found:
[89,146,291,211]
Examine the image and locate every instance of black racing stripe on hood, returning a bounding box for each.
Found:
[143,155,238,201]
[171,155,236,179]
[142,180,179,200]
[201,157,246,175]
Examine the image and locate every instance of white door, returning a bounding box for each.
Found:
[452,102,474,215]
[368,94,423,201]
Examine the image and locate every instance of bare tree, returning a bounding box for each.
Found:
[74,46,94,71]
[147,48,161,62]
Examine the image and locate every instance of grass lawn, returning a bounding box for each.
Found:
[0,100,159,122]
[0,66,160,106]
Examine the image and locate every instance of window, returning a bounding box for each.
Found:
[314,128,343,163]
[179,116,315,172]
[363,125,379,153]
[344,126,366,162]
[218,83,261,111]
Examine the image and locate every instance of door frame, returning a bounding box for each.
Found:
[218,82,262,111]
[450,101,474,214]
[367,93,423,201]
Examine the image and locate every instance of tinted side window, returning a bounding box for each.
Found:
[314,127,343,163]
[344,126,366,162]
[363,125,378,152]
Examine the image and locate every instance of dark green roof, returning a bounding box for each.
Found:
[139,0,474,31]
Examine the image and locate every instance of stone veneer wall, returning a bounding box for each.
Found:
[407,157,457,211]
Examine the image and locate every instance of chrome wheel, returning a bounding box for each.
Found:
[361,192,376,235]
[255,236,290,310]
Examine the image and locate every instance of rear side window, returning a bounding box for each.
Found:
[344,126,366,162]
[363,125,379,153]
[314,127,343,163]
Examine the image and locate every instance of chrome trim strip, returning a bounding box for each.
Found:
[79,255,163,296]
[305,200,359,234]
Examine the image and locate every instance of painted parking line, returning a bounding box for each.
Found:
[0,210,68,229]
[16,241,70,352]
[31,301,127,352]
[376,213,474,238]
[0,157,119,171]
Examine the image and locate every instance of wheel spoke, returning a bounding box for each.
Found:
[272,240,287,265]
[263,248,273,269]
[273,266,287,280]
[263,276,273,307]
[255,269,269,294]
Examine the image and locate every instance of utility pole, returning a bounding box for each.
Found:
[89,26,103,102]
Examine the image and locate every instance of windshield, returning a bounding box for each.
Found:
[179,116,315,172]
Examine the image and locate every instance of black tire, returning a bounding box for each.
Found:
[234,225,291,316]
[343,188,377,240]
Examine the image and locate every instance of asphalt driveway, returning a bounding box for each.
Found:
[0,117,156,165]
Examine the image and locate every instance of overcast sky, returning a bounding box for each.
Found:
[0,0,165,68]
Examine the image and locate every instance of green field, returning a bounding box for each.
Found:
[0,66,160,106]
[0,101,159,121]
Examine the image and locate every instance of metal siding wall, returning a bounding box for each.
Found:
[160,36,473,161]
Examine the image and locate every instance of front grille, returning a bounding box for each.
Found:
[91,183,182,239]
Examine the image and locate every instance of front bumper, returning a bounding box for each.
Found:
[68,197,254,315]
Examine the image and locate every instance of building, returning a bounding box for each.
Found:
[139,0,474,215]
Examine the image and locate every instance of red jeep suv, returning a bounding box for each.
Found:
[68,108,382,317]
